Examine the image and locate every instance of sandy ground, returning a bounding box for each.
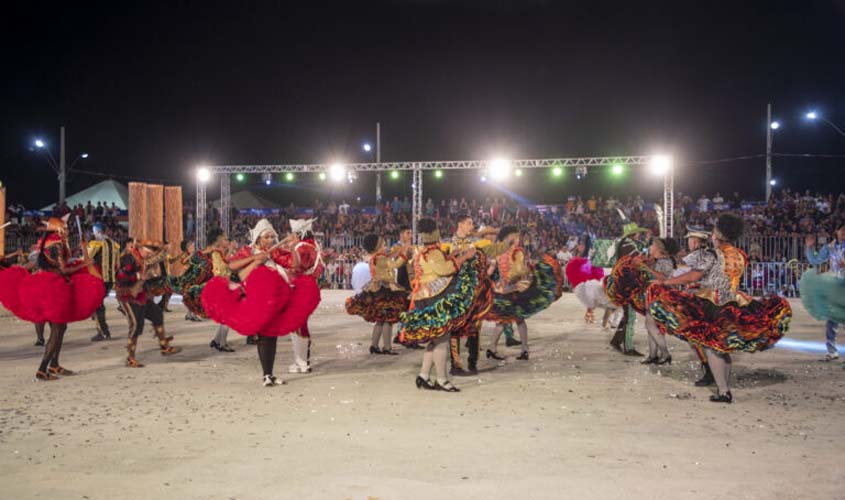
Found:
[0,291,844,500]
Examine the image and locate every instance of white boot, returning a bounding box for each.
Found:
[288,333,312,373]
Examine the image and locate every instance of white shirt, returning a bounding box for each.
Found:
[350,261,372,294]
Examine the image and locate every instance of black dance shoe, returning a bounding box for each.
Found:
[434,381,461,392]
[623,349,645,357]
[709,391,733,404]
[34,338,45,347]
[641,356,659,365]
[380,349,399,355]
[91,332,111,342]
[516,351,529,360]
[695,365,715,387]
[415,375,435,390]
[486,349,505,361]
[655,356,672,365]
[450,367,468,377]
[369,346,382,355]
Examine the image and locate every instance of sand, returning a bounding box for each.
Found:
[0,292,843,500]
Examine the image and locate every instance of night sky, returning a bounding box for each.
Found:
[2,0,844,209]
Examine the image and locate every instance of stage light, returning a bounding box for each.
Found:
[285,172,295,182]
[318,172,327,181]
[347,170,358,183]
[34,139,45,148]
[329,163,346,182]
[770,121,780,130]
[197,167,211,183]
[611,163,624,176]
[770,179,777,186]
[806,111,817,120]
[363,143,372,152]
[488,158,511,180]
[433,170,443,179]
[575,165,587,180]
[262,173,272,186]
[480,175,488,183]
[551,166,563,177]
[81,153,89,159]
[390,170,400,180]
[649,155,672,176]
[514,168,523,177]
[236,173,245,182]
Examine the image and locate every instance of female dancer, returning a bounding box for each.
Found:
[485,227,563,361]
[802,223,845,362]
[0,216,104,380]
[345,233,410,355]
[399,218,480,392]
[648,214,792,403]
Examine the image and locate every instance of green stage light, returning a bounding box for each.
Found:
[285,172,295,181]
[611,164,624,176]
[433,170,443,179]
[551,166,564,177]
[514,168,523,177]
[390,170,400,180]
[318,172,327,181]
[235,173,245,182]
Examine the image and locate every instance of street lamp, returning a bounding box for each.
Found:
[34,139,45,148]
[362,143,372,152]
[770,121,780,130]
[805,111,845,137]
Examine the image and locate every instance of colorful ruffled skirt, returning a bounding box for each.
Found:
[485,254,564,323]
[169,253,213,316]
[345,285,409,324]
[799,271,845,324]
[603,255,657,315]
[647,284,791,353]
[399,254,491,344]
[201,266,321,337]
[0,265,104,324]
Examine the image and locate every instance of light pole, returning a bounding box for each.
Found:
[765,104,780,201]
[33,126,87,205]
[806,111,845,137]
[363,122,382,203]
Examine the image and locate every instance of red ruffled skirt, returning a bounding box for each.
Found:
[0,266,105,324]
[200,266,321,337]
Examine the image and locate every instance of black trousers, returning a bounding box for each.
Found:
[120,298,164,338]
[94,282,113,335]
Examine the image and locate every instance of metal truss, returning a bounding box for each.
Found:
[206,156,654,174]
[196,155,674,245]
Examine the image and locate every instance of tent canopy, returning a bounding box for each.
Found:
[213,190,277,210]
[41,179,129,211]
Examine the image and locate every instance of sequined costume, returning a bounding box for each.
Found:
[345,250,410,324]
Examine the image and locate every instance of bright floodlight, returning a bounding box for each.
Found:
[433,170,443,179]
[611,163,624,176]
[488,158,511,180]
[236,173,245,182]
[197,167,211,183]
[551,166,563,177]
[285,172,294,181]
[390,170,400,180]
[318,172,327,181]
[770,121,780,130]
[362,143,372,152]
[770,179,777,186]
[480,175,488,183]
[806,111,817,120]
[34,139,45,148]
[81,153,89,159]
[329,163,346,182]
[649,155,672,176]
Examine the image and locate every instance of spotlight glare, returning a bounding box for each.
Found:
[390,170,400,180]
[649,155,672,176]
[236,173,245,182]
[514,168,523,177]
[261,173,272,186]
[551,166,563,177]
[770,179,777,186]
[197,167,211,183]
[363,143,372,152]
[285,172,294,182]
[34,139,45,148]
[488,158,511,180]
[611,163,624,176]
[433,170,443,179]
[81,153,89,159]
[806,111,817,120]
[770,121,780,130]
[480,175,487,183]
[318,172,327,181]
[328,163,346,182]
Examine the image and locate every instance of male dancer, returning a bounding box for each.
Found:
[447,214,509,376]
[115,240,182,367]
[89,223,121,341]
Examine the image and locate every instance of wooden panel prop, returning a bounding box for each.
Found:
[165,186,184,273]
[128,182,148,240]
[145,184,164,243]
